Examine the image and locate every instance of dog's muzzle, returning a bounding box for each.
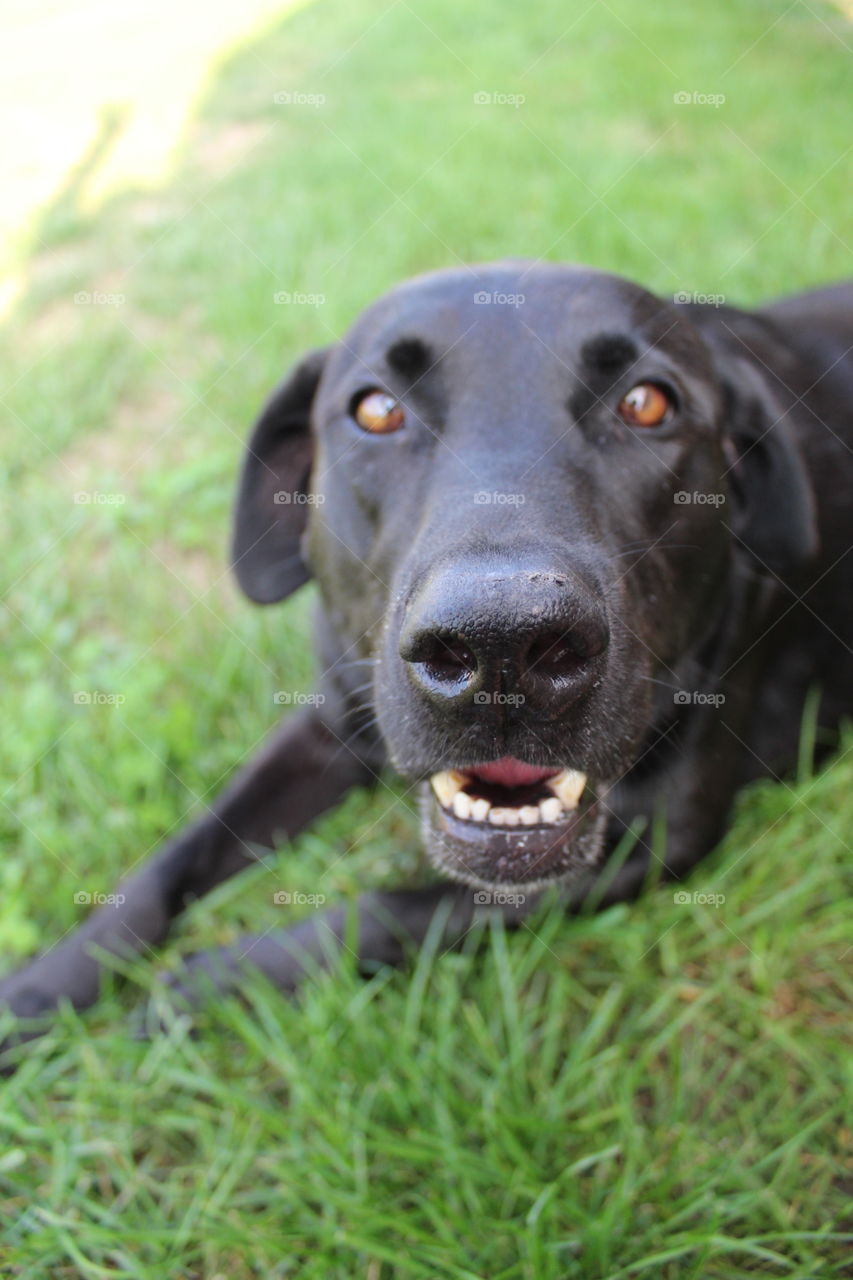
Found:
[420,757,610,889]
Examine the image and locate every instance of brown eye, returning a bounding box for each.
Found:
[353,390,405,434]
[617,382,673,428]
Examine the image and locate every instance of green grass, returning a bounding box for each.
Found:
[1,0,851,1274]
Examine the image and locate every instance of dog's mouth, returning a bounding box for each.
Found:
[421,757,609,889]
[431,759,587,826]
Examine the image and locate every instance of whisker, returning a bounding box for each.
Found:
[638,674,682,692]
[346,680,378,699]
[611,543,700,559]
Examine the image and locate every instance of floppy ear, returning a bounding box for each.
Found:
[722,360,819,576]
[232,347,329,604]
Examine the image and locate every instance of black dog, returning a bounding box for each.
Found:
[2,261,852,1042]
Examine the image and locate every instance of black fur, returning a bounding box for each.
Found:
[2,262,851,1057]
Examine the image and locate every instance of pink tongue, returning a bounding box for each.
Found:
[466,757,560,788]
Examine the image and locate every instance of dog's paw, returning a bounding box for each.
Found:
[0,973,56,1019]
[0,971,62,1068]
[130,953,242,1041]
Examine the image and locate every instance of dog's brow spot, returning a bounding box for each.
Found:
[386,337,432,378]
[581,333,638,372]
[568,389,595,424]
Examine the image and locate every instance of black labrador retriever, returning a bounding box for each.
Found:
[2,261,852,1045]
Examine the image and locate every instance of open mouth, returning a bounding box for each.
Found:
[431,759,587,827]
[422,757,609,889]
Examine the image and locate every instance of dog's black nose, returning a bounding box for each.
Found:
[399,562,609,716]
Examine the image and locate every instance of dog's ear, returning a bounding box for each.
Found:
[721,359,819,576]
[231,348,330,604]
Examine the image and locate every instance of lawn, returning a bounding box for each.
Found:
[0,0,851,1275]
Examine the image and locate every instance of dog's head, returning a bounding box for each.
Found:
[232,263,817,889]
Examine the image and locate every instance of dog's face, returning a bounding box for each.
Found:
[233,263,817,889]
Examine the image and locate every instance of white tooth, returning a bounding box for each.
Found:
[431,770,467,809]
[539,796,564,824]
[548,768,587,810]
[452,791,473,820]
[489,807,519,826]
[470,797,491,822]
[518,805,540,826]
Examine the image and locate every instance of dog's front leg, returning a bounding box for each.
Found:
[141,884,529,1022]
[0,706,375,1043]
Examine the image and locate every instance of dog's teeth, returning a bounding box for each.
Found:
[431,770,467,809]
[489,807,519,826]
[539,796,564,824]
[433,768,587,829]
[547,768,588,810]
[470,797,491,822]
[452,791,473,820]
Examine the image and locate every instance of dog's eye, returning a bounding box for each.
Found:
[352,390,405,434]
[617,383,673,428]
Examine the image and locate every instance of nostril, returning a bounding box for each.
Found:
[404,634,477,688]
[525,629,589,683]
[423,638,476,685]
